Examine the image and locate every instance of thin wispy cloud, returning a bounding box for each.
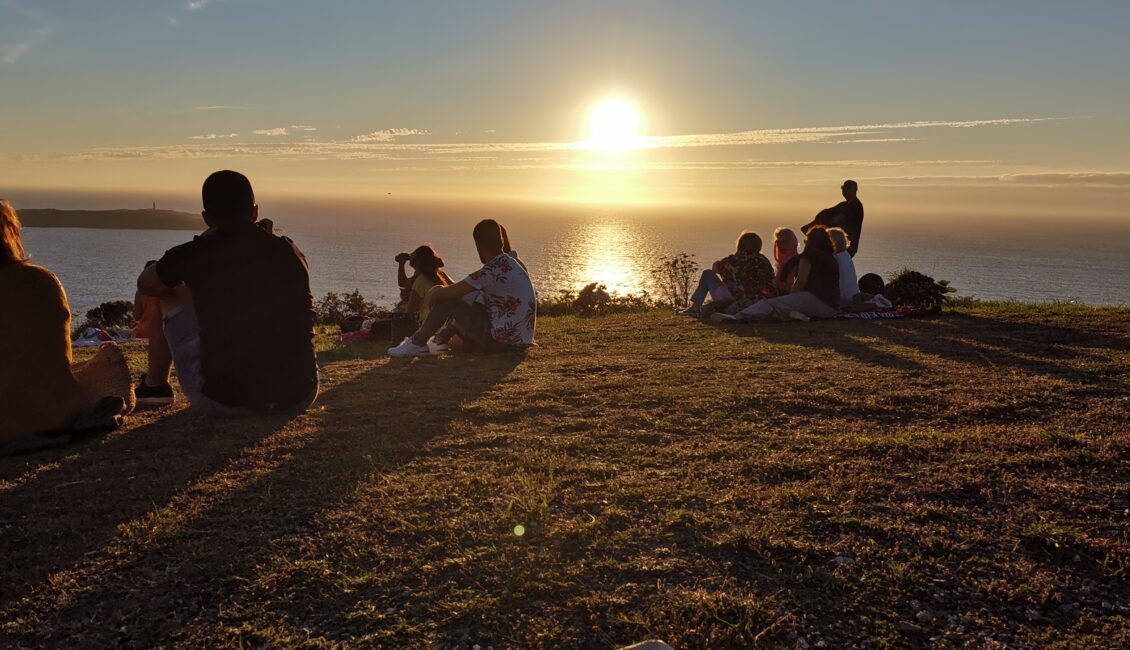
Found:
[1000,172,1130,187]
[187,0,213,10]
[60,117,1070,166]
[351,128,430,143]
[1,25,53,65]
[190,133,239,140]
[289,125,317,131]
[639,117,1056,150]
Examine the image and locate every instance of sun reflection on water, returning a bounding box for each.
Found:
[555,217,662,297]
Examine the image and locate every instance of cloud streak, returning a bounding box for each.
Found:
[1,25,53,65]
[351,128,430,143]
[57,116,1072,166]
[190,133,239,140]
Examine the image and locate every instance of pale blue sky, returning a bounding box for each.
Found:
[2,0,1128,208]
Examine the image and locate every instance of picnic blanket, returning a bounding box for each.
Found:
[839,306,933,320]
[73,328,146,348]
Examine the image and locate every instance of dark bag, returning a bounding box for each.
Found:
[369,313,418,343]
[340,315,370,333]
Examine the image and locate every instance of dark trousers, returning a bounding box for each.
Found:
[410,299,508,351]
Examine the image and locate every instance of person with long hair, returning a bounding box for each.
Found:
[1,200,131,445]
[397,244,452,324]
[772,227,800,293]
[714,226,840,322]
[826,227,859,307]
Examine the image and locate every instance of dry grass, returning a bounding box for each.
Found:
[1,302,1128,648]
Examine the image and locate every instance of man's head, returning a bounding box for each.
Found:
[841,179,858,200]
[473,219,504,263]
[202,170,257,228]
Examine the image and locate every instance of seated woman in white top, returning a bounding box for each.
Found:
[827,227,858,308]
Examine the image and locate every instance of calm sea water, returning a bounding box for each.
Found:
[22,210,1130,317]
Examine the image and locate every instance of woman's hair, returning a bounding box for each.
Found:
[1,199,29,268]
[803,225,835,255]
[410,244,447,284]
[826,227,852,254]
[735,231,762,254]
[773,227,797,245]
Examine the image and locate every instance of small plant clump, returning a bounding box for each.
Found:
[539,282,655,316]
[315,289,381,324]
[884,269,956,312]
[651,252,698,309]
[73,300,134,336]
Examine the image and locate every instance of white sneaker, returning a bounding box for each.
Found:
[427,337,449,355]
[388,337,430,358]
[709,312,738,324]
[788,311,811,322]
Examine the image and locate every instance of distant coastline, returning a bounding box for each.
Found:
[20,208,200,231]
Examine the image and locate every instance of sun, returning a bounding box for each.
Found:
[585,97,643,151]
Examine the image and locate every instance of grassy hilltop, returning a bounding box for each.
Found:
[1,302,1127,648]
[19,208,201,230]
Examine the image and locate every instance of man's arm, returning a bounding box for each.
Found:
[137,263,177,297]
[428,280,476,303]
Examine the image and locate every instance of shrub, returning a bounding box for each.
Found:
[884,269,956,312]
[74,300,134,335]
[651,252,698,308]
[539,282,655,317]
[315,289,381,324]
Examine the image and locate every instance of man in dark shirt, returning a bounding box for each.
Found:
[135,170,318,415]
[802,180,864,257]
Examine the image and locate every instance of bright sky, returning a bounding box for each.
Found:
[2,0,1129,216]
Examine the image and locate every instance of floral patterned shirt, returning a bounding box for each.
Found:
[464,252,537,346]
[720,252,776,300]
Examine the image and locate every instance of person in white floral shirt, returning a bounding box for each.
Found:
[389,219,536,357]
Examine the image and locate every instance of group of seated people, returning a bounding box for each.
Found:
[0,169,538,449]
[680,179,866,323]
[1,176,858,446]
[387,222,535,358]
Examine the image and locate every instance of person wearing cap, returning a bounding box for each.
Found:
[802,180,864,257]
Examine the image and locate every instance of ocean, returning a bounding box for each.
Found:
[20,206,1130,318]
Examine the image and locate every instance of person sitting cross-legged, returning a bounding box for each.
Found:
[135,170,318,415]
[388,219,536,357]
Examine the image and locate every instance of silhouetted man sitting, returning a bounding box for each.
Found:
[388,219,536,357]
[135,170,318,415]
[802,179,864,257]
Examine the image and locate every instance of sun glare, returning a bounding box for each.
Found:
[586,98,643,151]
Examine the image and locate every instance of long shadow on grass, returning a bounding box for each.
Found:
[0,351,523,647]
[880,312,1129,395]
[0,408,303,608]
[716,311,1128,394]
